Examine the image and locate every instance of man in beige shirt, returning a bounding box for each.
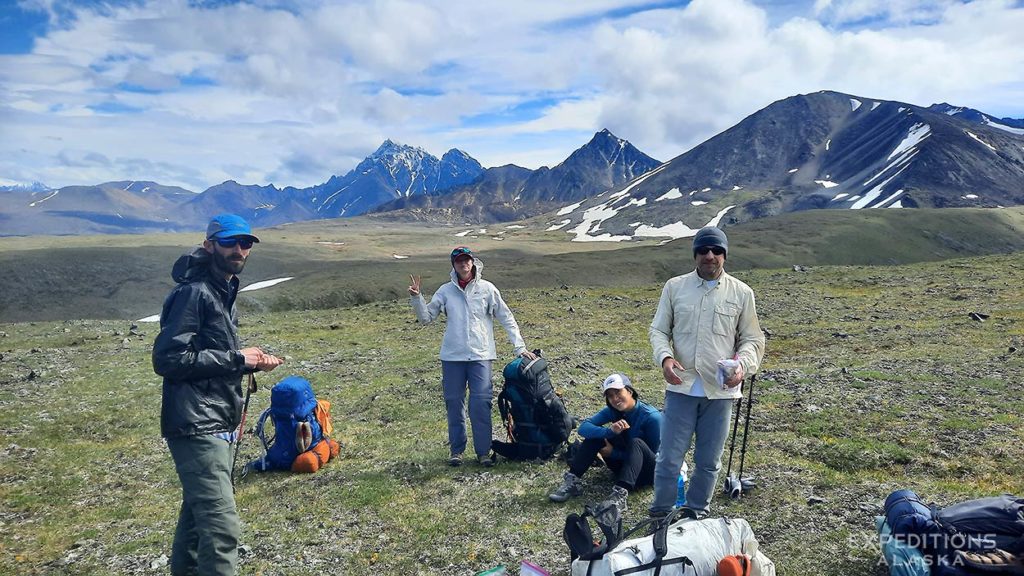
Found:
[648,226,765,519]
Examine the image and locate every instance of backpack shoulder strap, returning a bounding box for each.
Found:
[652,517,669,559]
[254,408,273,451]
[617,508,690,575]
[614,556,694,576]
[589,501,623,549]
[564,512,597,562]
[522,357,542,373]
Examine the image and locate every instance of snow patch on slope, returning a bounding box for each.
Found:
[633,222,700,239]
[656,188,682,201]
[707,206,734,227]
[557,201,584,216]
[28,190,59,207]
[888,123,931,161]
[567,165,666,242]
[241,277,294,292]
[983,118,1024,135]
[965,130,997,152]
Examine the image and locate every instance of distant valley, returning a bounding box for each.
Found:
[3,206,1024,324]
[1,90,1022,240]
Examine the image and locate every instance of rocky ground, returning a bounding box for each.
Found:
[1,254,1022,575]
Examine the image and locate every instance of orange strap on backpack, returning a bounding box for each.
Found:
[717,554,751,576]
[314,399,334,437]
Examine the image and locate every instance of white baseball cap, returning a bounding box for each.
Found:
[601,373,632,393]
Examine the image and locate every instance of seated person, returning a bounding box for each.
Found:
[549,373,662,511]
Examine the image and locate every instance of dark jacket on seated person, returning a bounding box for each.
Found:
[578,401,662,463]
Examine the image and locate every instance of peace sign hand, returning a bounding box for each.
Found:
[408,274,422,296]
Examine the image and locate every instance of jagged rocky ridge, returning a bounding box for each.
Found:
[545,90,1024,243]
[2,91,1022,238]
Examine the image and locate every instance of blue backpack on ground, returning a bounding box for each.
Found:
[936,494,1024,554]
[250,375,324,471]
[876,515,930,576]
[884,490,944,556]
[881,489,1024,575]
[493,352,575,461]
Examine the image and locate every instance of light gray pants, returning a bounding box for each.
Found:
[441,360,493,458]
[166,434,240,576]
[649,391,734,516]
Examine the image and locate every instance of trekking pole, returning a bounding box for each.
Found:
[737,374,757,494]
[231,372,258,490]
[725,396,742,475]
[723,394,743,498]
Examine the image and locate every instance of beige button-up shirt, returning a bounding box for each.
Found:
[649,269,765,399]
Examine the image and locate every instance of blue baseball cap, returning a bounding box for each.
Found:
[206,213,259,242]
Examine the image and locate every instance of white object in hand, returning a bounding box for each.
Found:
[717,358,740,388]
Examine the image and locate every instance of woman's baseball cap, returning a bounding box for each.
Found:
[601,373,632,393]
[450,246,474,265]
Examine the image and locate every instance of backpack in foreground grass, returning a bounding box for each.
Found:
[492,351,575,461]
[249,375,340,473]
[563,499,623,564]
[881,489,1024,575]
[569,511,776,576]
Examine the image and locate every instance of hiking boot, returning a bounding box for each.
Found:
[477,452,497,467]
[448,453,463,467]
[549,472,584,502]
[609,485,629,513]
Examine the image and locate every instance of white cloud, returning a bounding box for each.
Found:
[813,0,959,26]
[588,0,1024,161]
[0,0,1022,190]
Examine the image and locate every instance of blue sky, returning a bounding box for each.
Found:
[1,0,1022,190]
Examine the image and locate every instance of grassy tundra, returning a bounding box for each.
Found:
[2,258,1022,575]
[1,209,1023,575]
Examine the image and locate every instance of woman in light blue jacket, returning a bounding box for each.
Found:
[409,246,536,467]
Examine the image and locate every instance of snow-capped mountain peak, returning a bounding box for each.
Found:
[0,179,51,193]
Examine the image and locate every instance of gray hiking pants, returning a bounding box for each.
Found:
[441,360,493,458]
[166,434,240,576]
[649,391,733,516]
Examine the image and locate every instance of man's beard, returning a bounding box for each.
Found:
[211,248,246,276]
[697,260,722,279]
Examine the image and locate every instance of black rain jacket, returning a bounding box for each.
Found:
[154,247,247,438]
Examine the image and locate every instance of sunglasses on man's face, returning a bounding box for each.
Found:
[695,246,725,256]
[214,238,254,250]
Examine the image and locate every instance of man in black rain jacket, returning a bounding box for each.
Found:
[153,213,283,576]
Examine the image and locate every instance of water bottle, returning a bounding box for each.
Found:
[675,461,688,507]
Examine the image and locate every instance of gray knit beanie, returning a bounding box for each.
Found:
[692,226,728,257]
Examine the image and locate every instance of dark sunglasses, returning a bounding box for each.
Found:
[696,246,725,256]
[451,246,472,258]
[213,238,254,249]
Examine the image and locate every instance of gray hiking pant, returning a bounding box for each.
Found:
[166,434,240,576]
[441,360,493,458]
[649,391,733,516]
